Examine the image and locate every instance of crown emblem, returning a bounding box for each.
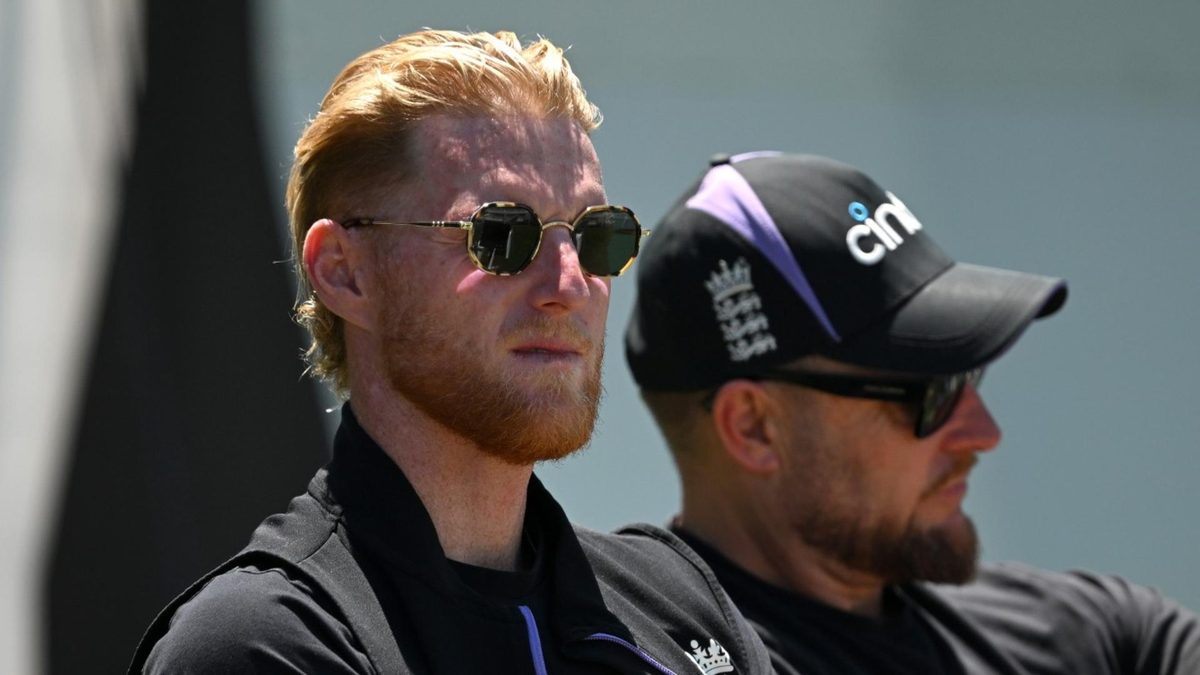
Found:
[685,638,734,675]
[704,257,776,363]
[714,293,762,323]
[704,258,754,303]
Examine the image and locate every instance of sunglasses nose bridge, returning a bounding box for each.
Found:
[531,220,586,269]
[541,219,575,233]
[541,219,582,252]
[517,222,594,310]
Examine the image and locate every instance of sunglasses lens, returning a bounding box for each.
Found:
[573,208,641,276]
[917,368,984,437]
[468,205,542,274]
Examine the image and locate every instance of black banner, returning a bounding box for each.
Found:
[45,3,328,672]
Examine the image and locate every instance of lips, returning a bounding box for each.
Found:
[511,337,588,366]
[938,479,968,500]
[506,320,593,359]
[925,457,978,499]
[512,340,584,357]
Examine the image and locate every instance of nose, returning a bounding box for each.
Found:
[940,385,1001,454]
[525,223,591,315]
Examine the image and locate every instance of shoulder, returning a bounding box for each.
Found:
[576,523,773,675]
[924,561,1200,672]
[144,564,373,674]
[576,523,727,600]
[936,561,1169,618]
[575,522,697,562]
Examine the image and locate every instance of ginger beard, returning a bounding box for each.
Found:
[789,447,980,585]
[377,274,604,466]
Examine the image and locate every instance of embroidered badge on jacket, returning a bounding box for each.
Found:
[685,637,735,674]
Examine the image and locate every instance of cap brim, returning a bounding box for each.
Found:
[825,262,1068,374]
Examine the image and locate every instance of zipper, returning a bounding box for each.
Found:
[584,633,680,675]
[518,605,549,675]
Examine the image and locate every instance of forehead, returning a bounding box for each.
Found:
[405,114,604,217]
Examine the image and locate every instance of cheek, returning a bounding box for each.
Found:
[589,276,611,307]
[838,442,919,522]
[884,464,940,527]
[451,273,514,329]
[585,278,612,336]
[453,267,495,294]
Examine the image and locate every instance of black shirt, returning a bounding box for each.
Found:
[139,406,773,674]
[676,532,965,675]
[146,406,615,673]
[676,528,1200,675]
[442,559,618,675]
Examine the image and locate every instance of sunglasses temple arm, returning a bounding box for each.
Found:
[405,220,473,230]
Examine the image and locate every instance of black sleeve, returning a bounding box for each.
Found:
[1075,569,1200,674]
[143,566,374,674]
[937,562,1200,674]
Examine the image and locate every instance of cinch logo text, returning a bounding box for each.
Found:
[845,191,923,265]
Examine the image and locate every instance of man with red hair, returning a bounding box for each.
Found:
[130,31,770,675]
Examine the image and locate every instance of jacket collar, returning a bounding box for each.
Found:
[317,402,631,642]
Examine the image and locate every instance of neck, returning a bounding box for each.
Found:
[680,480,888,618]
[352,381,532,572]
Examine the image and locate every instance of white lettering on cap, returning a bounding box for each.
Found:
[845,191,924,265]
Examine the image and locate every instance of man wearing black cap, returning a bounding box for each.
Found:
[627,152,1200,674]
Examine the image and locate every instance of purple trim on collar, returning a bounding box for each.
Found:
[519,606,549,675]
[584,634,678,675]
[686,164,841,341]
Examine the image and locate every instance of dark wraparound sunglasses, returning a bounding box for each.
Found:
[342,201,648,277]
[706,367,985,438]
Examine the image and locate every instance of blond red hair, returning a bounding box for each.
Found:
[286,29,601,394]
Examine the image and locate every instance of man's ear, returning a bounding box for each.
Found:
[710,380,782,474]
[303,219,375,330]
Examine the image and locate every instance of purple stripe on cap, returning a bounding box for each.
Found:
[686,163,841,341]
[730,150,784,163]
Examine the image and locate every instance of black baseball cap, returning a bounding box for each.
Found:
[625,152,1067,391]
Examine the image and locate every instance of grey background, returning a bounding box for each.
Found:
[256,1,1200,611]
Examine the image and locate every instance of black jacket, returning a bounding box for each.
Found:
[678,529,1200,675]
[130,406,771,674]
